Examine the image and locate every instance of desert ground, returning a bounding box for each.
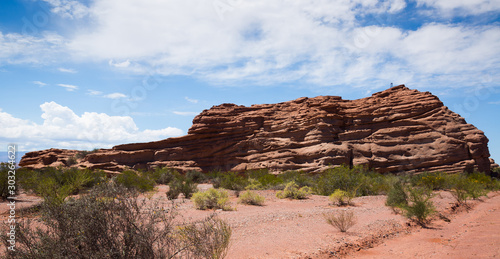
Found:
[2,184,498,259]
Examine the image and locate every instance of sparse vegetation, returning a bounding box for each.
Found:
[2,182,232,259]
[167,176,198,199]
[385,180,409,210]
[192,188,232,211]
[0,163,18,200]
[329,189,353,206]
[114,170,156,192]
[238,190,265,206]
[403,187,435,225]
[276,181,312,199]
[324,210,357,232]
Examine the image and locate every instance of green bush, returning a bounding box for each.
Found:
[246,170,284,190]
[192,188,232,211]
[278,170,314,189]
[167,177,198,199]
[411,172,450,190]
[148,167,179,185]
[178,215,232,259]
[329,189,353,206]
[0,163,18,200]
[114,170,156,192]
[238,191,265,206]
[212,172,248,191]
[18,167,106,205]
[2,182,232,259]
[314,165,374,196]
[276,181,312,199]
[385,180,409,209]
[404,187,435,225]
[324,210,357,233]
[449,174,487,204]
[186,170,208,183]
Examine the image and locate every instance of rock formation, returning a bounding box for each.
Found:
[20,85,494,174]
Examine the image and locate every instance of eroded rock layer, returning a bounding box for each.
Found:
[20,85,493,174]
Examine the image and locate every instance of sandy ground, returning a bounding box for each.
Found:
[1,185,499,258]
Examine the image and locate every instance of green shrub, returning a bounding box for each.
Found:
[238,191,265,206]
[0,163,18,200]
[148,167,179,185]
[192,188,232,211]
[178,215,232,259]
[247,169,284,190]
[404,187,435,225]
[329,189,353,206]
[185,170,208,183]
[449,174,487,204]
[114,170,156,192]
[2,182,232,259]
[276,181,312,199]
[18,167,106,205]
[167,177,198,199]
[385,180,409,209]
[324,210,357,232]
[278,170,314,189]
[212,172,248,191]
[411,172,450,190]
[314,165,373,196]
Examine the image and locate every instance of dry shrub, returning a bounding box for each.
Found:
[238,191,265,206]
[324,210,357,233]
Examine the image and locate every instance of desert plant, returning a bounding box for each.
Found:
[1,182,232,259]
[178,215,232,259]
[212,172,248,191]
[114,170,156,192]
[0,163,18,200]
[149,167,179,185]
[192,188,232,211]
[186,170,208,183]
[74,148,99,159]
[404,187,435,225]
[385,180,409,210]
[329,189,353,206]
[314,165,373,196]
[324,210,357,232]
[238,191,265,206]
[276,181,312,199]
[167,177,198,199]
[449,174,487,205]
[278,170,315,188]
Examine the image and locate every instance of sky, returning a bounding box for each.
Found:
[0,0,499,163]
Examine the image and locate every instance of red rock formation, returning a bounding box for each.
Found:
[20,85,494,174]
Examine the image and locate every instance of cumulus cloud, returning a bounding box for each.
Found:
[57,83,78,91]
[87,90,103,96]
[0,102,184,151]
[416,0,500,16]
[42,0,89,19]
[1,0,499,90]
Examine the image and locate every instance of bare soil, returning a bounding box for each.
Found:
[1,186,499,259]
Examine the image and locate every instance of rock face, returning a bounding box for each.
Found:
[20,85,494,174]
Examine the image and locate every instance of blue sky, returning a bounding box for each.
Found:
[0,0,499,163]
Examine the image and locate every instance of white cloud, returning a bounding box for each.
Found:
[1,0,499,91]
[416,0,500,16]
[173,111,199,116]
[104,92,127,99]
[57,83,78,91]
[42,0,89,19]
[87,89,103,96]
[33,81,47,87]
[58,67,77,73]
[185,97,199,104]
[109,59,131,68]
[0,102,184,151]
[489,100,500,105]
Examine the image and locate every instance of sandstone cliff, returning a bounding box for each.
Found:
[20,85,493,174]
